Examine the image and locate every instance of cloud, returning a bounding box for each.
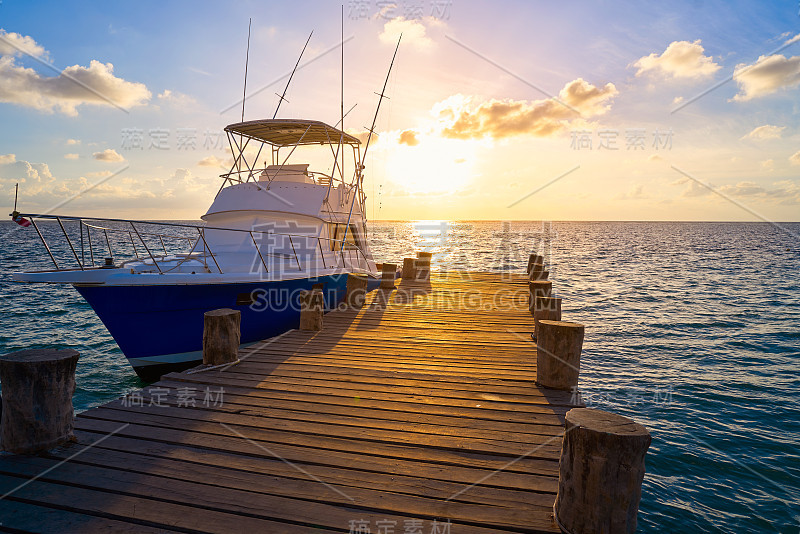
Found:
[187,66,211,76]
[790,150,800,166]
[66,138,81,145]
[616,184,649,200]
[732,54,800,101]
[0,153,16,165]
[0,29,46,58]
[197,155,227,168]
[672,177,800,204]
[64,153,79,160]
[398,129,419,146]
[157,89,196,107]
[379,17,434,50]
[0,158,55,194]
[435,78,617,140]
[785,33,800,46]
[87,170,112,178]
[672,177,711,198]
[760,159,774,171]
[93,148,125,162]
[0,56,151,115]
[741,124,785,140]
[633,40,720,79]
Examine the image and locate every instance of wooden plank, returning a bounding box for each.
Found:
[0,500,180,533]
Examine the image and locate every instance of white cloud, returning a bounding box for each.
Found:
[633,40,720,79]
[379,17,434,50]
[741,125,785,140]
[760,159,774,171]
[790,150,800,166]
[0,29,47,58]
[92,148,125,162]
[785,33,800,46]
[0,153,16,165]
[157,89,196,107]
[66,138,81,145]
[64,153,79,160]
[435,78,618,140]
[0,158,55,194]
[616,184,649,200]
[197,155,226,168]
[733,54,800,101]
[0,56,151,115]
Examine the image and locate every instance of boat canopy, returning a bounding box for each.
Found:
[225,119,361,147]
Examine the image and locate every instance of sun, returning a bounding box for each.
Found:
[382,135,477,194]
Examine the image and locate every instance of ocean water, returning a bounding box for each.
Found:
[1,220,798,533]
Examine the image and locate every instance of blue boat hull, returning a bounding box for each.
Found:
[75,274,379,381]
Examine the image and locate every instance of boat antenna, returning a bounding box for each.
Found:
[241,18,252,123]
[13,183,19,212]
[340,5,345,189]
[361,34,401,167]
[273,31,313,119]
[341,5,344,132]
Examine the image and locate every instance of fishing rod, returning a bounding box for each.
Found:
[241,18,252,122]
[273,31,314,119]
[340,35,402,252]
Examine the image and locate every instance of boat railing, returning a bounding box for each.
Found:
[16,213,374,277]
[219,167,339,188]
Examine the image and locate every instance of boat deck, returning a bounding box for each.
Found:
[0,271,582,533]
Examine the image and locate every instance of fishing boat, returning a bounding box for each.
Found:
[11,118,386,380]
[10,23,402,381]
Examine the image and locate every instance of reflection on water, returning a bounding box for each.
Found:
[1,220,798,533]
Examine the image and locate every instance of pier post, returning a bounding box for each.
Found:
[529,262,549,281]
[416,252,432,280]
[533,296,562,337]
[401,257,416,279]
[526,254,544,274]
[0,349,79,454]
[535,319,583,390]
[203,308,241,365]
[555,408,651,534]
[529,280,553,312]
[381,263,397,289]
[345,273,369,308]
[299,289,325,330]
[530,269,549,281]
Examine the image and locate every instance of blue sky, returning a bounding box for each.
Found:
[0,0,799,220]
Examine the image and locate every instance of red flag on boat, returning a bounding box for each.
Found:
[11,211,30,227]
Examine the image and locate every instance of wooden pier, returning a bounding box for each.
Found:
[0,271,584,533]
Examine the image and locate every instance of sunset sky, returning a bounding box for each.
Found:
[1,0,799,221]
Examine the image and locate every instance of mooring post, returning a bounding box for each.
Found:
[415,252,432,280]
[529,262,549,281]
[401,257,416,279]
[526,254,544,274]
[0,349,79,454]
[530,269,549,281]
[555,408,651,534]
[299,288,325,330]
[345,273,368,308]
[535,319,583,390]
[203,308,241,365]
[533,296,562,337]
[380,263,397,289]
[529,280,553,312]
